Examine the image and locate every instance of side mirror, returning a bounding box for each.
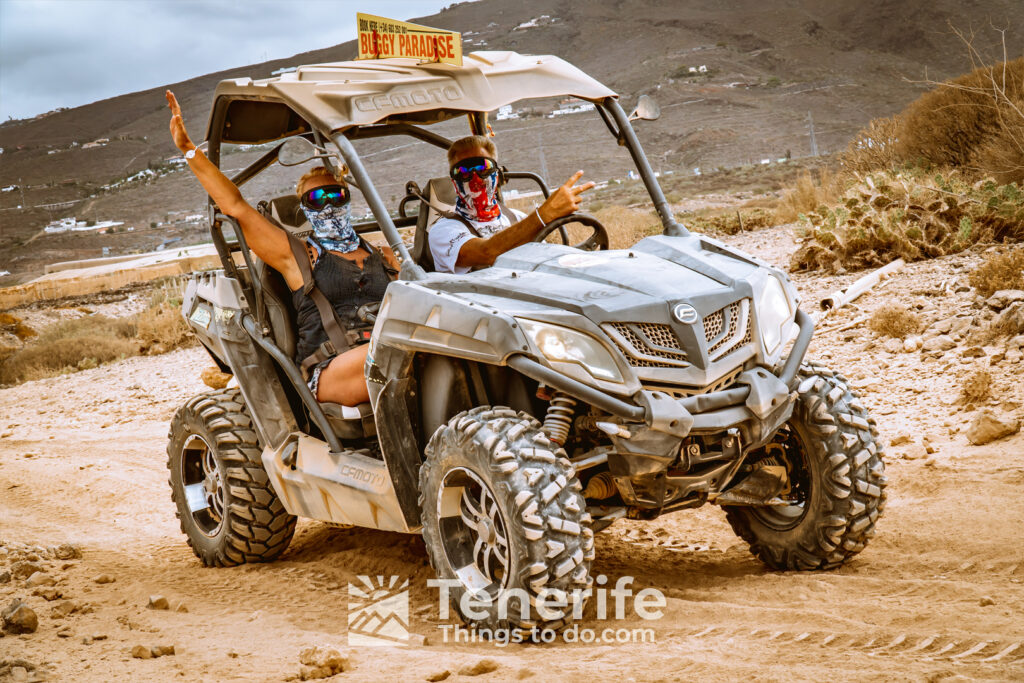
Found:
[278,136,332,166]
[629,94,661,122]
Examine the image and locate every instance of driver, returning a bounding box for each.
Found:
[166,90,398,407]
[428,135,595,274]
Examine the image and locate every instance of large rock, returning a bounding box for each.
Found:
[985,290,1024,311]
[965,411,1021,445]
[922,335,956,353]
[2,600,39,634]
[994,302,1024,336]
[298,646,350,680]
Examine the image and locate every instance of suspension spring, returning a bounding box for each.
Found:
[542,392,577,445]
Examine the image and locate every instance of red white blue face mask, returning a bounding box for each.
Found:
[450,156,501,222]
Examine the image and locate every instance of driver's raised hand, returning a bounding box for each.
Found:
[538,170,596,223]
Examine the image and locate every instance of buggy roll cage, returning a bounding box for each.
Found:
[199,95,689,452]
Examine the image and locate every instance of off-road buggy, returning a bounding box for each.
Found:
[168,50,886,630]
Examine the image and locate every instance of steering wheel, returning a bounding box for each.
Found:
[532,212,609,251]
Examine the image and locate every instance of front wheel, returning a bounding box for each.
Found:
[167,388,296,567]
[724,362,887,570]
[419,407,593,631]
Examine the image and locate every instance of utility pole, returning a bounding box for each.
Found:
[807,111,819,157]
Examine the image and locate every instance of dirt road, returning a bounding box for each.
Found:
[2,233,1023,682]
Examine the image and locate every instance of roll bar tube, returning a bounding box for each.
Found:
[602,97,689,237]
[330,132,425,282]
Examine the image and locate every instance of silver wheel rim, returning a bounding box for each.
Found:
[437,467,511,599]
[180,434,226,537]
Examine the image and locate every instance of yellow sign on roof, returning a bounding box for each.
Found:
[356,13,462,66]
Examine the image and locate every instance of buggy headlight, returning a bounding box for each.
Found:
[756,275,791,354]
[517,319,624,383]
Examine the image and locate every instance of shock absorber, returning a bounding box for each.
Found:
[542,392,577,445]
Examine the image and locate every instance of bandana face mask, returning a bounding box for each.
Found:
[450,156,501,222]
[301,202,359,253]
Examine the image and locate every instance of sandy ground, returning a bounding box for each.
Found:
[1,227,1023,682]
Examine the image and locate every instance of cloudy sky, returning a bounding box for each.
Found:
[0,0,457,121]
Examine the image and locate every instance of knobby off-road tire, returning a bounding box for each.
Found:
[420,406,594,631]
[724,361,887,570]
[167,388,296,567]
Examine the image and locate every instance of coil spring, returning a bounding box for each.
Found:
[542,392,577,445]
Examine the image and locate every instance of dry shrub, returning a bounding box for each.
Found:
[774,167,846,223]
[0,333,138,385]
[686,208,775,235]
[961,368,993,403]
[841,116,902,174]
[590,206,661,249]
[136,302,193,354]
[790,170,1024,272]
[0,312,37,340]
[869,304,922,338]
[898,57,1024,183]
[967,247,1024,297]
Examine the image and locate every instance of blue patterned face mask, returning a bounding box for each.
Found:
[302,202,359,253]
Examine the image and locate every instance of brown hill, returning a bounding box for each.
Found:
[1,0,1021,282]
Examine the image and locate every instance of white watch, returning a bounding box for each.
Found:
[185,147,199,160]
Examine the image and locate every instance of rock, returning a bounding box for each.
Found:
[31,588,61,601]
[24,572,55,588]
[979,596,996,606]
[994,302,1024,335]
[10,667,28,683]
[902,444,928,460]
[950,317,973,338]
[903,335,924,352]
[174,602,188,613]
[932,318,954,334]
[298,645,350,679]
[53,544,82,560]
[2,600,39,634]
[201,366,233,390]
[1010,335,1024,350]
[151,644,175,657]
[10,562,43,580]
[882,338,902,354]
[131,645,152,659]
[93,574,115,584]
[890,434,913,447]
[965,411,1021,445]
[426,672,451,682]
[82,636,93,645]
[1008,349,1023,364]
[985,290,1024,311]
[922,335,956,353]
[961,346,986,358]
[458,659,500,677]
[0,571,10,584]
[50,600,76,618]
[56,628,72,638]
[147,595,169,610]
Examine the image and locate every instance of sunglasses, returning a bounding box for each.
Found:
[450,156,499,183]
[300,184,350,211]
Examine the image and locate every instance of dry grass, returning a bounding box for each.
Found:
[0,280,196,386]
[869,304,922,339]
[685,207,775,235]
[0,312,37,341]
[968,248,1024,298]
[961,368,994,403]
[774,167,846,223]
[841,116,902,175]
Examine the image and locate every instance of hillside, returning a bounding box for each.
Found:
[1,0,1022,282]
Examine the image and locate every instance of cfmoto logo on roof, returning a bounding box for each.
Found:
[354,85,463,113]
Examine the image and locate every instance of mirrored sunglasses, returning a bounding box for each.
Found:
[300,184,350,211]
[450,156,499,183]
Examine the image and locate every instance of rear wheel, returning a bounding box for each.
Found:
[167,388,296,566]
[724,362,887,570]
[420,406,593,631]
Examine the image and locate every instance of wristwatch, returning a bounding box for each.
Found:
[185,147,199,160]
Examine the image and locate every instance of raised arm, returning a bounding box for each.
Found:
[456,170,595,269]
[166,90,301,287]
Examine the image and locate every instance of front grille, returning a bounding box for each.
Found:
[704,299,752,361]
[607,322,688,368]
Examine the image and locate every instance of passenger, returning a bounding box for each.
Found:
[428,135,595,274]
[165,90,398,406]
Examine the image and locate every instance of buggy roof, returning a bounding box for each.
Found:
[206,51,617,145]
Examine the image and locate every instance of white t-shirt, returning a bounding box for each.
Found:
[428,208,526,274]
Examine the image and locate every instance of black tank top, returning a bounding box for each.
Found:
[291,241,392,363]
